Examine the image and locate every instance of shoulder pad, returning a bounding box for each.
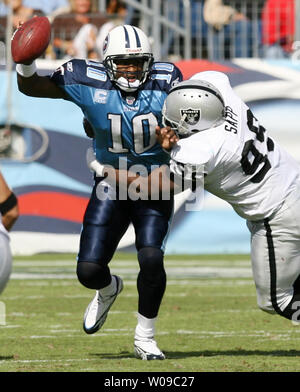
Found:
[152,62,175,73]
[51,58,110,87]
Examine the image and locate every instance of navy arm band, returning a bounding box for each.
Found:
[0,192,18,215]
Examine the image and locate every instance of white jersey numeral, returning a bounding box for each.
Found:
[108,113,158,154]
[108,114,128,153]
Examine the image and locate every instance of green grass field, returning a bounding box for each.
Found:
[0,252,300,373]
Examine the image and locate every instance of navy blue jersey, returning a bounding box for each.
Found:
[50,59,183,171]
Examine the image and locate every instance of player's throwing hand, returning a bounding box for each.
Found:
[11,16,51,65]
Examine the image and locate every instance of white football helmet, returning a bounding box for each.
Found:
[162,79,225,137]
[102,24,154,92]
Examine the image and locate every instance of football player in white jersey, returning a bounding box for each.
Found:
[0,172,19,294]
[91,71,300,323]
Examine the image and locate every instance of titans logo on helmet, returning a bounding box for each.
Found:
[103,35,109,55]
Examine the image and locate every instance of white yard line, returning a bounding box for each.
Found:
[11,258,252,281]
[3,292,255,301]
[0,358,98,364]
[17,279,254,287]
[0,328,299,348]
[10,267,253,280]
[13,259,251,266]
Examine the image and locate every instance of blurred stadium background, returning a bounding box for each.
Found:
[1,0,300,256]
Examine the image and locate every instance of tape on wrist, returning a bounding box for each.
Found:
[16,61,37,78]
[89,159,105,177]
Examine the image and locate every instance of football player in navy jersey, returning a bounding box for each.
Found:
[15,24,183,360]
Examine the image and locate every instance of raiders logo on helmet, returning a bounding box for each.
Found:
[180,108,201,125]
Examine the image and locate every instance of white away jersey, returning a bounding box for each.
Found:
[170,71,300,220]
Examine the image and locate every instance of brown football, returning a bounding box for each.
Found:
[11,16,51,64]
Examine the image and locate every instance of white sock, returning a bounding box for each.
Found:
[135,313,156,340]
[99,276,117,297]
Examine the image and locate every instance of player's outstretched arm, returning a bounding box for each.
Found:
[90,159,176,198]
[86,126,182,197]
[86,150,181,199]
[16,71,65,99]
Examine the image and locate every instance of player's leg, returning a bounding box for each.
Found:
[248,191,300,322]
[77,179,130,334]
[0,231,12,295]
[131,198,174,360]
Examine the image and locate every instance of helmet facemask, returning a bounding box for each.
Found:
[104,54,154,92]
[162,104,191,136]
[162,80,226,138]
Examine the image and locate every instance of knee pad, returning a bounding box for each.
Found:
[76,261,111,289]
[137,247,165,277]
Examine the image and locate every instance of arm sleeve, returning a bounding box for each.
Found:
[49,60,83,105]
[169,64,183,90]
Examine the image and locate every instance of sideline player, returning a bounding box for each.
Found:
[14,24,182,359]
[92,72,300,323]
[0,171,19,294]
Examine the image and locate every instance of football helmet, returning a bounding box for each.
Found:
[102,24,154,92]
[162,79,225,136]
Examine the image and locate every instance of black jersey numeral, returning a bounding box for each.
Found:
[240,109,274,183]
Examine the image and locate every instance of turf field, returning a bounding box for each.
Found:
[0,252,300,373]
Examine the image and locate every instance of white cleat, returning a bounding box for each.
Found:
[134,338,166,360]
[83,275,123,334]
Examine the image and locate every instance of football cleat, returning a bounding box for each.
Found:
[134,338,166,360]
[83,275,123,334]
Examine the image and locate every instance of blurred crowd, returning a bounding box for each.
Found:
[203,0,295,59]
[0,0,130,60]
[0,0,297,61]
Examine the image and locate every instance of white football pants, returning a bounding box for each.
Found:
[0,230,12,294]
[247,181,300,318]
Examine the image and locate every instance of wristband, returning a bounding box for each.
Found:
[89,159,105,177]
[16,61,37,78]
[86,148,105,176]
[0,192,18,215]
